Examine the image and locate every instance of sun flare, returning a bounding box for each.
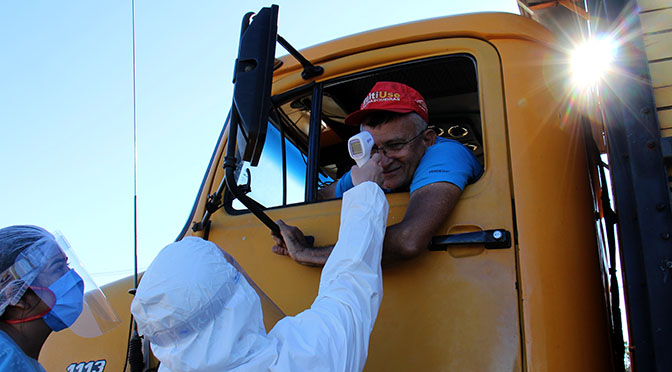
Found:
[570,36,617,89]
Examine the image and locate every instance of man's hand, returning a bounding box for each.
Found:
[351,153,383,187]
[271,220,331,266]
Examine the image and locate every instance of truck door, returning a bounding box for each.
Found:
[208,38,520,371]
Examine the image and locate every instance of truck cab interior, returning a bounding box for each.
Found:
[228,54,484,211]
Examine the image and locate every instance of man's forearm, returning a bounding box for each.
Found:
[286,183,460,266]
[380,223,428,264]
[294,222,423,266]
[380,182,463,264]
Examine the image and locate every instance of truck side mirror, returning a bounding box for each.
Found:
[232,5,278,166]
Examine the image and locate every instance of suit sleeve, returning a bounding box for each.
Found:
[268,182,388,372]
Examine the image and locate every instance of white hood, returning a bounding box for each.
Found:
[131,181,388,372]
[131,237,276,371]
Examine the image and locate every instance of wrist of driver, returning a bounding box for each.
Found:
[304,246,330,265]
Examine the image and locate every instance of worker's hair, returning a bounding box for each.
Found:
[0,225,52,273]
[0,225,56,316]
[360,112,427,132]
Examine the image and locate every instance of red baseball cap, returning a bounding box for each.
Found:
[344,81,429,125]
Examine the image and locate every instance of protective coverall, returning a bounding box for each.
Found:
[0,330,46,372]
[131,181,388,371]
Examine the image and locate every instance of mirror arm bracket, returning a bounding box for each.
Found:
[224,107,281,236]
[277,35,324,80]
[193,109,280,236]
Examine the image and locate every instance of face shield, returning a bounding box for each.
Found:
[0,231,121,337]
[131,237,284,372]
[219,248,285,332]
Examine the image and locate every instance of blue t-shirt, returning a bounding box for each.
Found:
[0,330,47,372]
[334,137,483,197]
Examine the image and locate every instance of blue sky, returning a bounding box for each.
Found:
[0,0,519,285]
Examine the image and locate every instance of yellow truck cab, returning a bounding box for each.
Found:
[40,0,672,371]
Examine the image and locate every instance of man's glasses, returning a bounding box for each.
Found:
[371,128,431,156]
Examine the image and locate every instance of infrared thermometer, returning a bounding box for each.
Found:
[348,131,375,168]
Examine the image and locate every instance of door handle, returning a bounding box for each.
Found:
[428,229,512,251]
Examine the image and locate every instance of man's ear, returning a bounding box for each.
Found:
[424,127,437,146]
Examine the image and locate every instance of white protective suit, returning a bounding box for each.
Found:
[131,181,388,372]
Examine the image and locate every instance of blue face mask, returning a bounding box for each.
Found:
[42,269,84,332]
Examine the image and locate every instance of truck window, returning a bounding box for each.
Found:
[230,121,333,211]
[227,53,483,211]
[317,55,484,195]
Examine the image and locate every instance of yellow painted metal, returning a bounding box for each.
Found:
[494,36,613,370]
[39,276,138,371]
[272,12,554,82]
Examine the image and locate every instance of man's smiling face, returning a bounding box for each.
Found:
[362,113,435,190]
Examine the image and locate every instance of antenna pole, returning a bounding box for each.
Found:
[131,0,139,293]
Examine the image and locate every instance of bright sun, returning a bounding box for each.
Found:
[570,36,617,89]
